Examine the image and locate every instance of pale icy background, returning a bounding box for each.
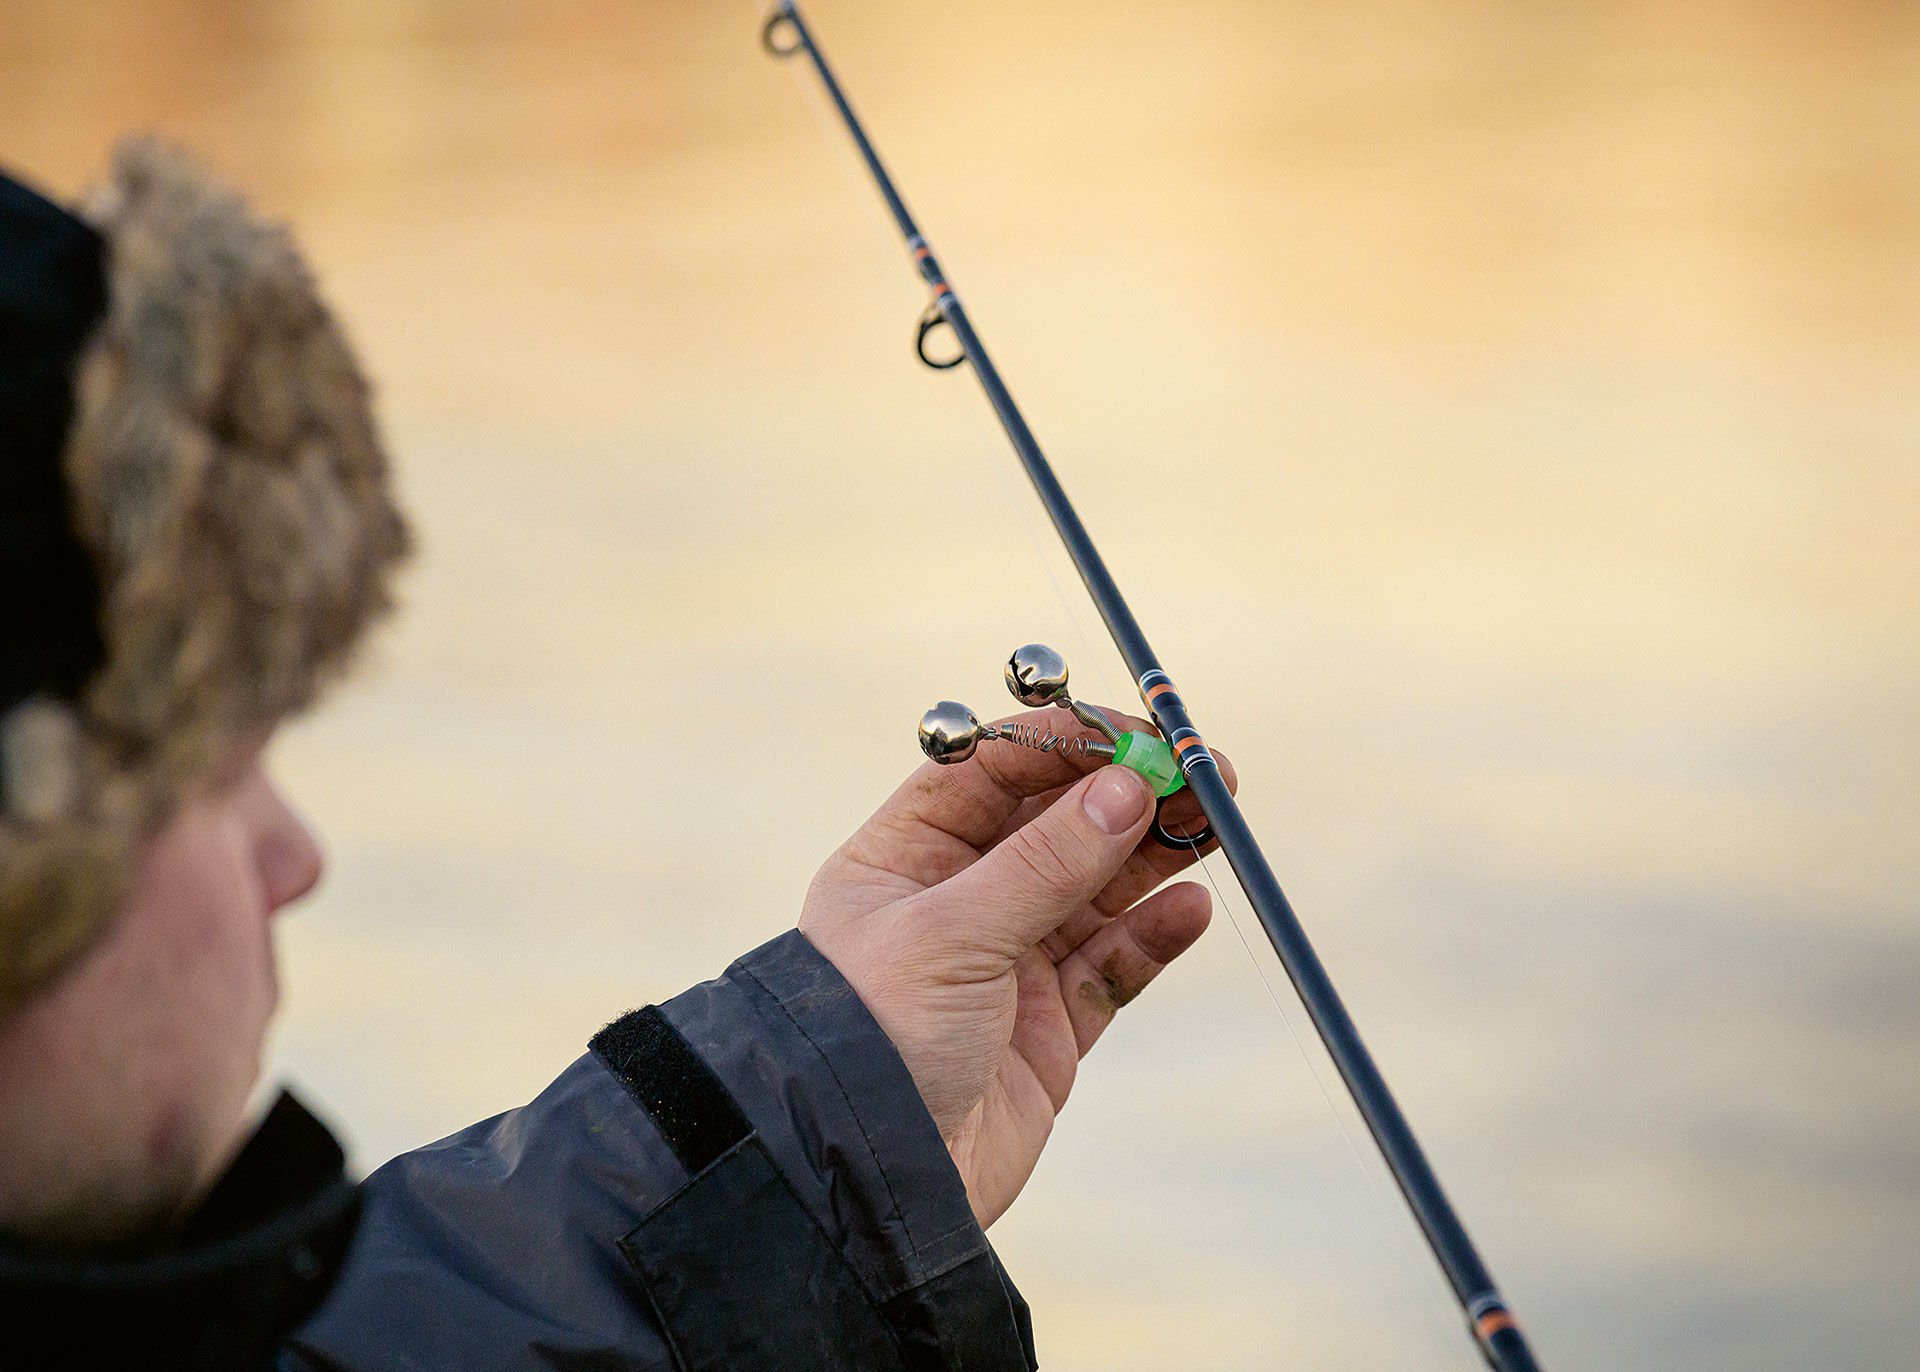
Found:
[4,2,1917,1367]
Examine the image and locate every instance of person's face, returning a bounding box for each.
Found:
[0,739,321,1246]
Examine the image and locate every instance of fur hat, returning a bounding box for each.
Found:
[0,140,410,1015]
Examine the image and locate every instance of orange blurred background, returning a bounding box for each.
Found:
[4,2,1916,1367]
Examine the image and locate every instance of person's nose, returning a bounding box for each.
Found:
[253,776,324,916]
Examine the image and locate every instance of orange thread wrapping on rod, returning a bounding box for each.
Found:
[1476,1310,1518,1341]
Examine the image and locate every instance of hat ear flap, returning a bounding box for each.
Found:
[0,138,410,1013]
[0,699,147,1015]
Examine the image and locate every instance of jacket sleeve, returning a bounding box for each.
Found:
[280,929,1039,1372]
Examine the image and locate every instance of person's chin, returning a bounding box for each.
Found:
[180,1061,269,1213]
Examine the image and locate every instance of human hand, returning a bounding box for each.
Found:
[799,707,1233,1227]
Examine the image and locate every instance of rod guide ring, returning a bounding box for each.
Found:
[916,305,965,369]
[761,8,802,57]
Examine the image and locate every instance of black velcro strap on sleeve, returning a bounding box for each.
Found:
[591,1006,752,1176]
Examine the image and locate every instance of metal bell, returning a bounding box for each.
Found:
[1005,643,1069,707]
[918,700,985,764]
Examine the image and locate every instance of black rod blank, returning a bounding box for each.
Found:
[762,6,1541,1368]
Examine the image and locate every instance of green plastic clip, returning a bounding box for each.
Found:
[1112,731,1184,797]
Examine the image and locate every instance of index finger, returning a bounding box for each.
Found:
[867,705,1136,854]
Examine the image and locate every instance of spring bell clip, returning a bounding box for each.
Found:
[917,644,1213,850]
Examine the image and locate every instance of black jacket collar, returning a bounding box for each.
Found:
[0,1092,362,1369]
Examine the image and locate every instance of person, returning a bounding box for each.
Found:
[0,141,1228,1370]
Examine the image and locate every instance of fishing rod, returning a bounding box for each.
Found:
[759,5,1542,1368]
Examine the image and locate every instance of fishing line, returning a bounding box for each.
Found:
[983,311,1472,1345]
[758,5,1543,1366]
[840,26,1481,1339]
[1179,833,1477,1358]
[960,304,1482,1358]
[998,465,1422,1296]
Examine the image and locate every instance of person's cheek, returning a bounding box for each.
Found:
[198,831,282,1183]
[117,809,274,1194]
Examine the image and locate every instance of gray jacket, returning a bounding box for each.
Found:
[282,929,1037,1370]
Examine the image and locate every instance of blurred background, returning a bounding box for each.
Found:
[4,1,1916,1366]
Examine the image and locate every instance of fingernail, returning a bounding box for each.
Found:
[1084,767,1150,835]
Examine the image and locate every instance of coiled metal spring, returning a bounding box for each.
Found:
[991,722,1115,759]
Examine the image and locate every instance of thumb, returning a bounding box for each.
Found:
[919,765,1155,962]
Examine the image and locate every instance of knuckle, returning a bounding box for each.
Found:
[1006,820,1090,897]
